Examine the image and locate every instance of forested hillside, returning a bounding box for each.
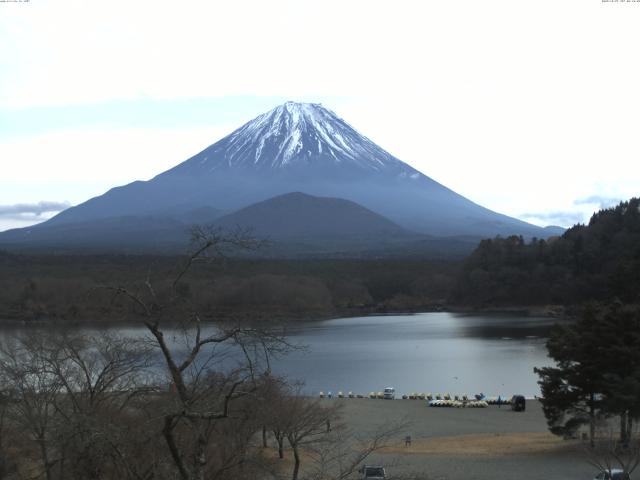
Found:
[0,254,457,324]
[454,198,640,307]
[3,198,637,324]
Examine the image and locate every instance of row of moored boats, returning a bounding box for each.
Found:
[319,389,509,407]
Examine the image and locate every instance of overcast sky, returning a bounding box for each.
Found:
[1,0,638,232]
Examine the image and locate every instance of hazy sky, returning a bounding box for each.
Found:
[1,0,638,232]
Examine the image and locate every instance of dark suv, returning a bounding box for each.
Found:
[359,465,386,479]
[511,394,526,412]
[593,469,631,480]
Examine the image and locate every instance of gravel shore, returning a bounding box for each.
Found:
[322,398,607,480]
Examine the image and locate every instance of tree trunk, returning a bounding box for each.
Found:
[589,393,595,448]
[621,411,629,446]
[38,435,53,480]
[192,425,208,480]
[277,435,284,459]
[163,416,190,480]
[291,445,300,480]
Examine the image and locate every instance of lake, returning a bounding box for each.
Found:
[0,312,558,398]
[270,312,557,398]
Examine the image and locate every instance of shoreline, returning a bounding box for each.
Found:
[0,303,568,328]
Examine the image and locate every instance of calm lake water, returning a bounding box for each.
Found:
[270,312,557,398]
[1,312,557,398]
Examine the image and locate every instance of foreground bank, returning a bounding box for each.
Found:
[319,399,597,480]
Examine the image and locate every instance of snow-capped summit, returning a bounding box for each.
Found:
[165,101,420,177]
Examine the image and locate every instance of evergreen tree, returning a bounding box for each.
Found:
[596,304,640,446]
[535,306,605,445]
[455,197,640,306]
[536,304,640,445]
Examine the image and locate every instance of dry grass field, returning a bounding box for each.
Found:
[310,399,608,480]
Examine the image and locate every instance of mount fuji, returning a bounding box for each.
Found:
[0,102,560,254]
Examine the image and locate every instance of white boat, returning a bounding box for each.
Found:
[383,387,395,400]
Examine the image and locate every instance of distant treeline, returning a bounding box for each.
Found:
[453,198,640,307]
[0,253,458,324]
[2,198,638,324]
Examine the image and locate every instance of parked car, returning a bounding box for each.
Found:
[510,394,526,412]
[593,469,630,480]
[359,465,386,479]
[383,387,395,400]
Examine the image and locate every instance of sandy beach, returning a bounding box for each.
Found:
[320,398,606,480]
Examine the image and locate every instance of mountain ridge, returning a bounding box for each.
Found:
[213,191,409,238]
[0,101,561,252]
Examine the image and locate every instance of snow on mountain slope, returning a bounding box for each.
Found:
[165,102,421,177]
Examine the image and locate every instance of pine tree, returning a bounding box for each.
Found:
[596,304,640,446]
[535,306,605,445]
[536,304,640,446]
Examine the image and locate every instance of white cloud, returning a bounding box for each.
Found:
[574,195,623,209]
[0,201,69,232]
[0,200,70,217]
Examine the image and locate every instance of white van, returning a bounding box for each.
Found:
[383,387,395,400]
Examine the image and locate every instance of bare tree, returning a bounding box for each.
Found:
[260,376,291,459]
[42,332,155,480]
[0,331,160,480]
[109,227,286,480]
[0,370,16,479]
[0,334,62,480]
[585,420,640,478]
[283,394,341,480]
[42,332,150,412]
[303,419,408,480]
[252,373,288,454]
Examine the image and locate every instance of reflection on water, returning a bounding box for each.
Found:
[271,312,558,398]
[0,312,559,398]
